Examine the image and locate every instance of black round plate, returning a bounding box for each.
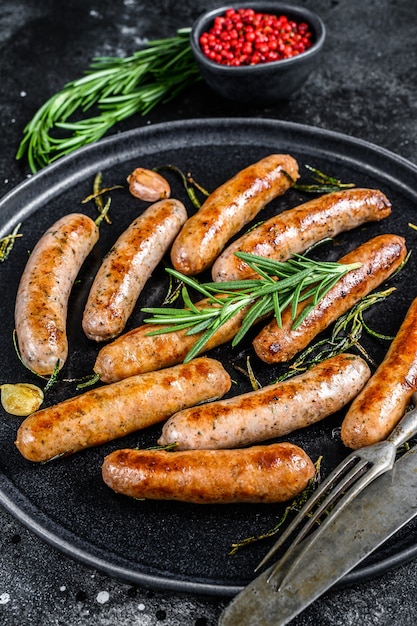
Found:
[1,118,417,597]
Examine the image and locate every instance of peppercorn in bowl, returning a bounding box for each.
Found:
[190,2,326,104]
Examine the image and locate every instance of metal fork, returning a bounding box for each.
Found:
[255,392,417,589]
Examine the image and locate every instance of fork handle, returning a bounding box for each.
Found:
[388,394,417,448]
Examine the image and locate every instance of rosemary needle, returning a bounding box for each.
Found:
[142,252,361,362]
[277,287,397,381]
[0,223,22,262]
[16,28,200,173]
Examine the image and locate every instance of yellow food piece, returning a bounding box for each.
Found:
[1,383,44,416]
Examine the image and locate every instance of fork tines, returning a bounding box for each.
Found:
[255,450,372,587]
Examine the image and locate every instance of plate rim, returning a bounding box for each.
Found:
[1,116,417,597]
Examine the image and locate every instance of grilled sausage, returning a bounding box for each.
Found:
[158,354,371,450]
[341,297,417,449]
[253,234,407,364]
[101,443,315,504]
[82,198,187,342]
[94,296,252,383]
[212,188,392,282]
[14,213,99,376]
[15,357,231,462]
[170,154,299,276]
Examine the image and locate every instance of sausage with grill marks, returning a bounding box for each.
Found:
[253,234,407,364]
[101,443,315,504]
[14,213,99,376]
[15,357,231,462]
[212,188,392,282]
[82,198,187,342]
[341,297,417,449]
[170,154,299,276]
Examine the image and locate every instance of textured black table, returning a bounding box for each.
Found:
[1,1,417,624]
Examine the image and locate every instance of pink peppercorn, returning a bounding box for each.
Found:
[199,8,313,66]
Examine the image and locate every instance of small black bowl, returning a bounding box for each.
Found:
[190,2,326,104]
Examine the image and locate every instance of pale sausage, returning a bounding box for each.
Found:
[158,354,371,450]
[14,213,99,376]
[15,357,231,462]
[94,296,251,383]
[82,198,187,341]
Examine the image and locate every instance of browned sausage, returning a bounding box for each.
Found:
[94,296,251,383]
[101,443,315,504]
[253,234,407,364]
[212,188,392,282]
[14,213,99,376]
[341,297,417,449]
[170,154,299,276]
[15,357,231,462]
[82,199,187,342]
[158,354,371,450]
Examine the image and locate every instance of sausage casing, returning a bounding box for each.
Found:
[158,354,371,450]
[212,188,392,282]
[15,357,231,462]
[253,234,407,364]
[341,297,417,449]
[170,154,299,276]
[94,296,250,383]
[82,198,187,342]
[101,443,315,504]
[14,213,99,376]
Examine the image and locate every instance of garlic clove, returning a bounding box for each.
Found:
[127,167,171,202]
[1,383,44,416]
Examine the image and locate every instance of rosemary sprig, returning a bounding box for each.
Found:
[232,355,261,391]
[82,170,123,224]
[81,170,126,228]
[142,252,361,362]
[284,164,356,194]
[277,287,396,381]
[16,28,200,173]
[154,164,210,209]
[0,223,22,262]
[160,265,185,306]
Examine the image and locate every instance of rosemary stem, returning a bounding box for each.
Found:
[143,252,362,361]
[16,28,200,172]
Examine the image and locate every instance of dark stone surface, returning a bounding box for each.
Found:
[1,0,417,624]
